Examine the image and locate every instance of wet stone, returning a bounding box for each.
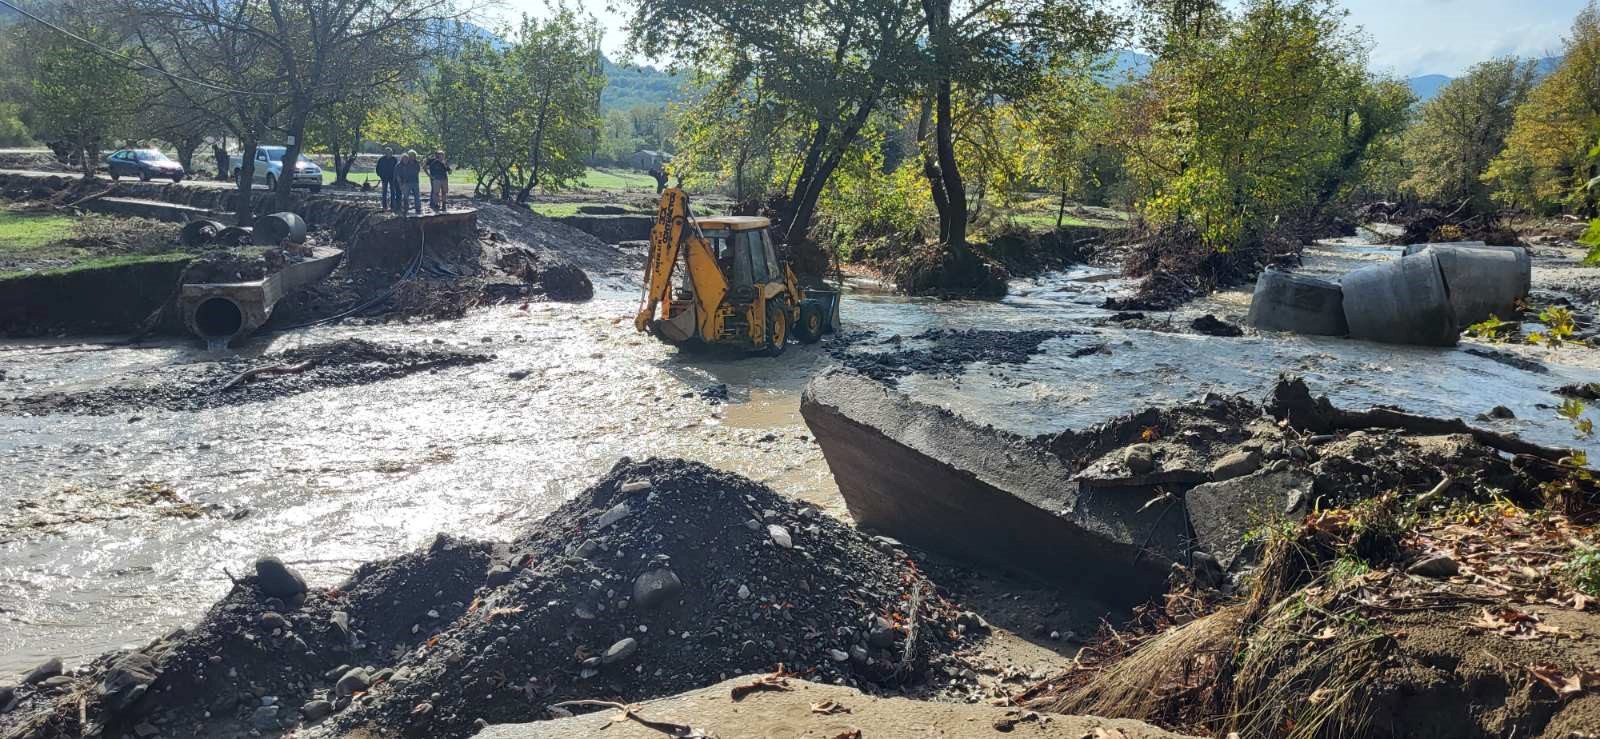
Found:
[485,565,514,588]
[301,699,334,722]
[632,568,683,610]
[21,657,62,685]
[603,638,638,665]
[254,556,307,599]
[97,652,157,716]
[335,667,372,697]
[1209,450,1262,481]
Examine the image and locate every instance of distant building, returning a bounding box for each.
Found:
[628,149,673,170]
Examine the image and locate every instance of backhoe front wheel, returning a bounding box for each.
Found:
[763,298,788,357]
[794,300,824,344]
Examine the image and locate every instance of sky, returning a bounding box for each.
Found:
[497,0,1591,78]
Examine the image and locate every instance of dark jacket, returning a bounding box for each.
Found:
[426,158,450,180]
[396,157,420,185]
[375,154,397,180]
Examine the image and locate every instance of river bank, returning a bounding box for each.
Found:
[3,219,1599,736]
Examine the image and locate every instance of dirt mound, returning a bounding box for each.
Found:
[833,328,1077,383]
[0,339,489,416]
[0,460,977,739]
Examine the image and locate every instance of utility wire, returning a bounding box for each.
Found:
[0,0,275,97]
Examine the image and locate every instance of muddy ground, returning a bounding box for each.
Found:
[0,339,489,416]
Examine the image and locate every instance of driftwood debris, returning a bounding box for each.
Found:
[217,358,319,393]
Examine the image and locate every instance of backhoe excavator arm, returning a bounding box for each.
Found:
[634,188,727,339]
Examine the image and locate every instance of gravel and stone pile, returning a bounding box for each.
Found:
[0,459,975,739]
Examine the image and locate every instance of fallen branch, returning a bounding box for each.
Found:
[217,359,319,393]
[891,580,923,684]
[547,699,712,738]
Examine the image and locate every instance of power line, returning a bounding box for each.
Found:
[0,0,275,97]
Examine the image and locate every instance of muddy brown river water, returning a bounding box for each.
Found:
[4,236,1599,674]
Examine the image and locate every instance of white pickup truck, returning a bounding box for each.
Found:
[229,146,323,192]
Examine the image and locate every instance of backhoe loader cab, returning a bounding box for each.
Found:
[635,188,840,356]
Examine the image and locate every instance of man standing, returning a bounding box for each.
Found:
[375,147,398,213]
[426,151,451,212]
[396,150,422,216]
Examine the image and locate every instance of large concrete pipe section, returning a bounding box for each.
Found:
[1245,271,1348,336]
[1341,250,1457,347]
[181,246,343,345]
[1402,243,1531,326]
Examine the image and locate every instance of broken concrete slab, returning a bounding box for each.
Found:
[801,369,1186,604]
[477,676,1199,739]
[1185,468,1313,570]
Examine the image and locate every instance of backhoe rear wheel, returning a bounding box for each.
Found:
[763,298,788,357]
[795,300,824,344]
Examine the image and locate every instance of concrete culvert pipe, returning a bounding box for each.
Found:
[180,219,225,247]
[1403,243,1531,325]
[1341,251,1458,347]
[1245,271,1348,336]
[253,212,307,246]
[193,296,244,341]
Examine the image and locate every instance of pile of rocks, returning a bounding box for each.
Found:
[0,460,976,739]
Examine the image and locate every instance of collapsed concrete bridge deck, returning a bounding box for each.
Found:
[800,368,1189,605]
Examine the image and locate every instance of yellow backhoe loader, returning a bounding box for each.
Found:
[634,187,840,355]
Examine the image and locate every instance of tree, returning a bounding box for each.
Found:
[310,96,375,186]
[1401,58,1536,212]
[510,7,604,203]
[1486,2,1600,213]
[627,0,924,268]
[908,0,1117,258]
[120,0,465,219]
[1126,0,1401,252]
[25,22,140,177]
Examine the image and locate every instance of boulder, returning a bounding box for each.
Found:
[254,556,307,599]
[21,658,62,685]
[631,568,683,610]
[97,652,158,716]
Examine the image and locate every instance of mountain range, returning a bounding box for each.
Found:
[1406,56,1563,103]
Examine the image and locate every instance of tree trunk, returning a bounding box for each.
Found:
[1057,176,1069,230]
[236,135,258,225]
[516,84,555,205]
[78,135,95,179]
[777,121,832,242]
[214,138,230,182]
[277,106,311,205]
[176,136,201,174]
[932,77,967,253]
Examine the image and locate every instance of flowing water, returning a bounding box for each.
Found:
[3,238,1599,674]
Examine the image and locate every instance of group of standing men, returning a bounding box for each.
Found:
[375,148,453,215]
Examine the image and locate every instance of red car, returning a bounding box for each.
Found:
[106,148,186,183]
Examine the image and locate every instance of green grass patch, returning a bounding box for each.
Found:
[0,251,190,280]
[529,202,585,218]
[0,211,76,251]
[580,167,656,191]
